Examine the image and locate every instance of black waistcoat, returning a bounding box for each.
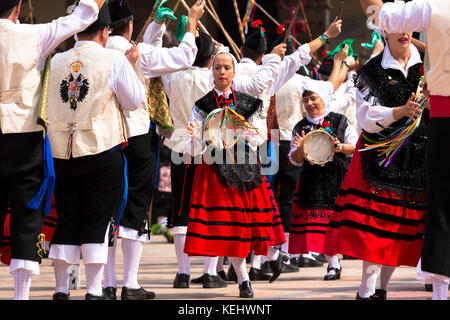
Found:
[354,51,428,198]
[195,90,264,191]
[294,112,351,209]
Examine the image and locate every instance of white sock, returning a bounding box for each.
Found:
[432,278,449,300]
[377,265,396,291]
[359,261,381,298]
[325,255,341,277]
[85,263,104,296]
[266,247,279,261]
[281,233,289,256]
[302,252,315,260]
[103,238,117,288]
[53,259,70,295]
[13,269,33,300]
[251,255,262,270]
[204,256,218,275]
[174,234,190,275]
[216,256,225,273]
[230,257,249,284]
[121,238,143,289]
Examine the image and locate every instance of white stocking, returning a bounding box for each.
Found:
[376,265,396,291]
[204,256,218,275]
[103,238,117,288]
[230,257,249,284]
[266,246,279,261]
[174,234,190,275]
[121,238,143,289]
[251,255,262,270]
[359,261,380,298]
[53,259,70,295]
[85,263,104,296]
[216,256,225,273]
[13,269,33,300]
[432,277,449,300]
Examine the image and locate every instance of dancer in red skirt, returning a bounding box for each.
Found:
[183,47,282,298]
[288,77,358,281]
[323,28,428,299]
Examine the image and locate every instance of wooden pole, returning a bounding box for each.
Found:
[283,0,302,44]
[136,0,164,43]
[179,0,212,37]
[337,0,345,19]
[232,0,245,44]
[299,0,313,41]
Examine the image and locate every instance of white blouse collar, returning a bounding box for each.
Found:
[381,42,422,77]
[213,87,232,98]
[306,111,330,125]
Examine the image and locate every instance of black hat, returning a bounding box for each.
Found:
[318,59,333,78]
[108,0,133,26]
[0,0,20,11]
[79,4,111,34]
[195,32,215,61]
[243,24,267,54]
[269,32,294,56]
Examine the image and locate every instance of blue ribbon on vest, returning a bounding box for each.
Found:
[26,134,55,216]
[113,146,128,229]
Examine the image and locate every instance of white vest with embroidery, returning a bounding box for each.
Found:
[275,73,304,141]
[47,42,126,159]
[163,67,211,153]
[426,0,450,95]
[106,36,151,139]
[0,21,43,134]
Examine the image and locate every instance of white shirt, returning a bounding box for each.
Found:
[73,41,144,111]
[288,111,359,166]
[356,43,422,134]
[0,0,99,71]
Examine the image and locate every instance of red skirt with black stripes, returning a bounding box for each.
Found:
[323,136,425,267]
[184,163,284,258]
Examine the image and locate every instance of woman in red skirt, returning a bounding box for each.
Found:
[183,47,283,298]
[288,80,358,281]
[323,31,427,299]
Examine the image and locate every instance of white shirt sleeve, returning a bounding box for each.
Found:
[288,126,303,167]
[269,44,312,96]
[143,21,165,47]
[110,53,145,111]
[36,0,99,69]
[162,74,172,97]
[139,32,197,79]
[233,54,281,98]
[344,122,359,147]
[379,0,431,33]
[356,87,396,134]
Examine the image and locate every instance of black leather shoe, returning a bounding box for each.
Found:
[262,261,272,273]
[312,253,328,263]
[173,273,190,288]
[227,265,238,283]
[282,261,300,273]
[269,250,290,283]
[217,270,227,281]
[355,292,372,300]
[249,267,271,281]
[298,256,324,268]
[323,266,342,280]
[191,274,206,284]
[85,293,105,300]
[371,289,387,300]
[239,281,254,298]
[289,257,300,268]
[121,287,156,300]
[102,287,117,300]
[203,273,228,288]
[53,292,70,300]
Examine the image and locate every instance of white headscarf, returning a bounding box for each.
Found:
[303,79,333,112]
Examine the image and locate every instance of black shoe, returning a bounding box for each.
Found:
[355,292,372,300]
[85,293,105,300]
[281,261,300,273]
[191,274,206,284]
[217,270,227,281]
[323,266,342,280]
[227,265,238,283]
[289,257,300,268]
[371,289,387,300]
[173,273,190,288]
[262,261,272,273]
[249,267,271,281]
[298,256,324,268]
[424,284,433,292]
[52,292,70,300]
[311,253,328,263]
[239,281,254,298]
[269,251,290,283]
[121,287,156,300]
[103,287,117,300]
[203,273,228,288]
[223,257,229,265]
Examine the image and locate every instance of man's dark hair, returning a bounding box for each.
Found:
[111,16,133,37]
[241,46,264,63]
[0,6,15,19]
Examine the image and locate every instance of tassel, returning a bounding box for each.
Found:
[26,134,55,216]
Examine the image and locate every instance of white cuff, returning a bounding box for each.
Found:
[49,245,81,265]
[170,226,188,236]
[118,224,150,243]
[9,259,40,275]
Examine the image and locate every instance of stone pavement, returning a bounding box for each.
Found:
[0,235,437,300]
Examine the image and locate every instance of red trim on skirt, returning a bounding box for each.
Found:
[323,135,425,267]
[184,163,278,258]
[430,95,450,118]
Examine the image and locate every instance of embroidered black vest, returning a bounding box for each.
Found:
[353,51,428,198]
[195,90,264,191]
[294,112,351,209]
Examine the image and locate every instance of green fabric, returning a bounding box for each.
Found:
[154,0,177,23]
[326,38,356,59]
[176,15,187,42]
[361,31,383,49]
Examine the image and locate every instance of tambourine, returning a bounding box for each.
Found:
[202,109,239,149]
[302,130,336,165]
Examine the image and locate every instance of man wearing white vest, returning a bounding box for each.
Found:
[102,0,205,300]
[0,0,104,300]
[47,4,145,300]
[360,0,450,301]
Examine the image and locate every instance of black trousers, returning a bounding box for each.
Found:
[0,130,45,262]
[273,141,301,233]
[52,148,124,245]
[422,117,450,277]
[120,129,159,234]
